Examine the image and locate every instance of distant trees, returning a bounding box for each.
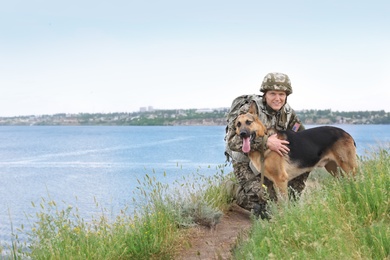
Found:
[0,108,389,125]
[296,109,389,124]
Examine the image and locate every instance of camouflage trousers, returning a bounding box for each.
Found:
[232,161,310,212]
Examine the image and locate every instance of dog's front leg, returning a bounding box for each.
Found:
[272,180,289,201]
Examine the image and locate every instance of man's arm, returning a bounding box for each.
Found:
[287,111,305,132]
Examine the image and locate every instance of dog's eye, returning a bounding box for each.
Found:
[245,120,252,126]
[236,122,241,128]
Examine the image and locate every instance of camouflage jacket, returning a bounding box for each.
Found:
[225,94,304,162]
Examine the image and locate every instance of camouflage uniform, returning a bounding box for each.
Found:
[225,72,309,217]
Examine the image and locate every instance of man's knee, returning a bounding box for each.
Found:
[233,161,279,200]
[222,179,239,200]
[288,172,310,198]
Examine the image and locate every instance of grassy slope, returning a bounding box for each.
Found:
[2,149,389,259]
[234,149,390,259]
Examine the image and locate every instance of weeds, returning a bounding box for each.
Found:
[3,148,389,259]
[233,148,390,259]
[2,164,232,259]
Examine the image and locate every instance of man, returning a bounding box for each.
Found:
[225,72,309,218]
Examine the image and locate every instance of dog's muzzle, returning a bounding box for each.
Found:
[239,130,255,141]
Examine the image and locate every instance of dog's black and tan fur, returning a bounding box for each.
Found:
[235,102,357,200]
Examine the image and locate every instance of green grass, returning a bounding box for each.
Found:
[2,148,389,259]
[2,165,232,259]
[233,148,390,259]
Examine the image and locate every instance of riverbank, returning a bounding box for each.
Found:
[2,148,389,259]
[1,107,389,125]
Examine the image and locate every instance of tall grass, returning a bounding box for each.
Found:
[5,148,389,259]
[233,148,390,259]
[3,164,232,259]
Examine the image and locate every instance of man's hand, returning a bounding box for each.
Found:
[267,134,290,156]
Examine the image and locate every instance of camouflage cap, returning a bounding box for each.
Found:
[260,72,292,95]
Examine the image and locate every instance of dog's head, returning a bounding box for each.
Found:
[235,101,267,153]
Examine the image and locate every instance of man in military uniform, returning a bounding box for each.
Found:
[225,72,309,218]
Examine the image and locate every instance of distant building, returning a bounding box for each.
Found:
[140,106,154,112]
[195,108,213,113]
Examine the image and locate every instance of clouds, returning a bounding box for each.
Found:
[0,1,389,116]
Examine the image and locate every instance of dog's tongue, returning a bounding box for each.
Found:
[242,137,251,153]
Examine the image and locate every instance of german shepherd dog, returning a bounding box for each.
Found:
[235,102,357,200]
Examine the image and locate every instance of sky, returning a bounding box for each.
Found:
[0,1,389,117]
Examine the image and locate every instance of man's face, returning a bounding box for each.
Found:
[264,90,287,111]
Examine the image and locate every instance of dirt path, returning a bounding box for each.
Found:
[175,204,253,260]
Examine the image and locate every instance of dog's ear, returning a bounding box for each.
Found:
[248,101,258,115]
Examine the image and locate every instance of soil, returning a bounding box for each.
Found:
[175,204,253,260]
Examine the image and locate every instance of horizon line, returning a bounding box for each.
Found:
[0,106,389,118]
